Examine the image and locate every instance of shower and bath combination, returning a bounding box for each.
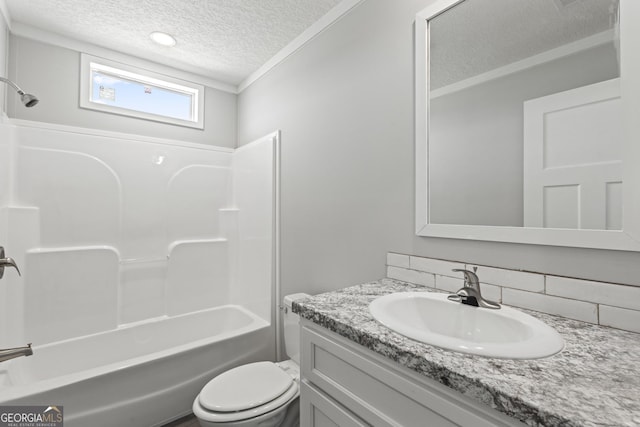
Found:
[0,73,35,358]
[0,76,38,361]
[0,76,39,107]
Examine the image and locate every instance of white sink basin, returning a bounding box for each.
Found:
[369,292,564,359]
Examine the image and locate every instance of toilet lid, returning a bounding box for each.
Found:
[199,361,293,412]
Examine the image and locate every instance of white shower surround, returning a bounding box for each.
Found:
[0,119,279,425]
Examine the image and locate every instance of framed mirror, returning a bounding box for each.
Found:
[415,0,640,251]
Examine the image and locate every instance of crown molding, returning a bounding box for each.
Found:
[10,22,237,94]
[238,0,365,92]
[4,0,365,94]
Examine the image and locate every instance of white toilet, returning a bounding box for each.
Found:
[193,293,309,427]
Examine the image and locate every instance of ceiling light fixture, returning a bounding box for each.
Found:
[149,31,176,47]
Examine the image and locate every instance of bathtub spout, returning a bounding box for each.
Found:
[0,343,33,362]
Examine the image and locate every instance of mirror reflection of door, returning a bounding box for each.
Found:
[427,0,621,229]
[523,78,622,230]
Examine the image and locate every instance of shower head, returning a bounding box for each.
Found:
[20,92,39,108]
[0,77,39,108]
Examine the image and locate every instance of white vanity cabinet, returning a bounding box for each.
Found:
[299,320,525,427]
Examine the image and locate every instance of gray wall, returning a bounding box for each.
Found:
[8,36,236,148]
[237,0,640,298]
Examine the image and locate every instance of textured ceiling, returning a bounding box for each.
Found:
[430,0,618,89]
[5,0,344,85]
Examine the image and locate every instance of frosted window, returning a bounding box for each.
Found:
[80,55,204,129]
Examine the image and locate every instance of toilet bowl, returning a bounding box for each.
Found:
[193,293,309,427]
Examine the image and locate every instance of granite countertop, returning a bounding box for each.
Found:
[292,279,640,427]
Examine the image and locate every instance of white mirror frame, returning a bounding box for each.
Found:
[415,0,640,251]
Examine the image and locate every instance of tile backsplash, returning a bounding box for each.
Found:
[386,252,640,334]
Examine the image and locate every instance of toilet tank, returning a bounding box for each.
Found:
[283,293,310,364]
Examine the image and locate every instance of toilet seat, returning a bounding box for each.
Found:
[195,361,299,423]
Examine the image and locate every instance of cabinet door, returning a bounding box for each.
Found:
[300,380,369,427]
[301,322,525,427]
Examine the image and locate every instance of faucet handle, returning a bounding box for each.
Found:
[0,246,21,279]
[452,268,479,287]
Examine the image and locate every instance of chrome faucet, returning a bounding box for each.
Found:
[447,268,500,309]
[0,343,33,363]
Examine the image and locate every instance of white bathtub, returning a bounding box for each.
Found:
[0,305,272,427]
